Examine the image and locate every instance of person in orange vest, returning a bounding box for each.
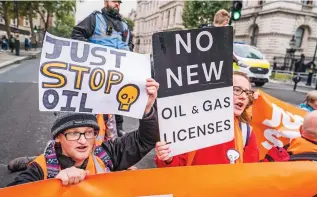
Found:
[7,114,118,173]
[155,71,259,167]
[261,110,317,162]
[286,110,317,161]
[6,78,159,186]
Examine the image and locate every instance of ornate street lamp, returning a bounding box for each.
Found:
[287,35,296,71]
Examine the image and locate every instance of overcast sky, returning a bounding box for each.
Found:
[121,0,137,17]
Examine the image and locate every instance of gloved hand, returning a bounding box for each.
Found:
[262,146,290,162]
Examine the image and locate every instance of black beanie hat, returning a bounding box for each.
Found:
[51,112,100,139]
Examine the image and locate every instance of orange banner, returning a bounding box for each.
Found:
[251,90,308,160]
[1,162,316,197]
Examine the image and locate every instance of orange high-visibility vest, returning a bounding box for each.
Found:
[288,137,317,155]
[31,153,106,180]
[96,114,113,146]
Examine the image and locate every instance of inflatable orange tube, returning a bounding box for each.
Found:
[1,162,316,197]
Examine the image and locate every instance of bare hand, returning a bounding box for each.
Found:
[56,166,89,186]
[253,91,260,100]
[145,78,159,114]
[155,141,173,164]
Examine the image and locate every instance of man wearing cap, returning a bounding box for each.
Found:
[7,79,159,186]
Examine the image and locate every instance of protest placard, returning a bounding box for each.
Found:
[152,27,234,156]
[39,33,151,119]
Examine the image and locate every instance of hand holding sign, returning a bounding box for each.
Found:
[145,78,159,114]
[56,166,89,186]
[155,141,172,163]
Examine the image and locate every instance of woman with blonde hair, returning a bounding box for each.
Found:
[155,71,259,167]
[298,91,317,111]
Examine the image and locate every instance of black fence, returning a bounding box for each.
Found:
[272,55,317,73]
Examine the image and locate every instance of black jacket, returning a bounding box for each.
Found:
[7,108,159,187]
[71,8,134,51]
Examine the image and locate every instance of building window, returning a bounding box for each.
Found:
[295,27,305,48]
[301,0,314,5]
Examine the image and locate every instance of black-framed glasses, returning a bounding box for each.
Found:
[233,86,254,97]
[63,130,98,141]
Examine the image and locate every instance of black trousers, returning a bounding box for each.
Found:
[293,83,298,91]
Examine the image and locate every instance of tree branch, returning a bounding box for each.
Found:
[35,7,46,27]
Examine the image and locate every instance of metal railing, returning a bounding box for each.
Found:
[272,56,317,72]
[270,70,317,85]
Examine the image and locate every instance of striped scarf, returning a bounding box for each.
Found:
[43,140,113,178]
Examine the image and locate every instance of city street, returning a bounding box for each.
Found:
[0,56,310,188]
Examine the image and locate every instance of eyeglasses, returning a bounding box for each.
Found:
[233,86,254,97]
[63,130,98,141]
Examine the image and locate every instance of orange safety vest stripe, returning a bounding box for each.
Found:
[186,151,196,166]
[30,154,106,180]
[30,155,48,180]
[96,114,111,146]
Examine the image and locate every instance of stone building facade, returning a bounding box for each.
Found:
[134,0,184,54]
[233,0,317,64]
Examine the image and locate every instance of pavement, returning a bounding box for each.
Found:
[0,56,308,188]
[269,79,316,94]
[0,49,40,69]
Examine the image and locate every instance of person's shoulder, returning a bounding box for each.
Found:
[120,19,129,28]
[92,10,102,15]
[298,103,312,111]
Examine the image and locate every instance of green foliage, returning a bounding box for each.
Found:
[35,1,76,31]
[0,1,15,36]
[123,17,135,32]
[182,1,231,29]
[19,2,38,20]
[0,1,14,18]
[51,13,75,38]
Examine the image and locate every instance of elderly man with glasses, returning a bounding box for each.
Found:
[7,79,159,186]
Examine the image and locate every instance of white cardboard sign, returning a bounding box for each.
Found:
[152,27,234,156]
[39,33,151,119]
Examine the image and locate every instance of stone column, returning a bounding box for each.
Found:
[175,6,182,25]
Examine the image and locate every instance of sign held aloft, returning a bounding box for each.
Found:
[153,26,234,156]
[39,33,151,119]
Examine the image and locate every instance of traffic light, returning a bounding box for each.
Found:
[230,1,243,24]
[34,26,38,33]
